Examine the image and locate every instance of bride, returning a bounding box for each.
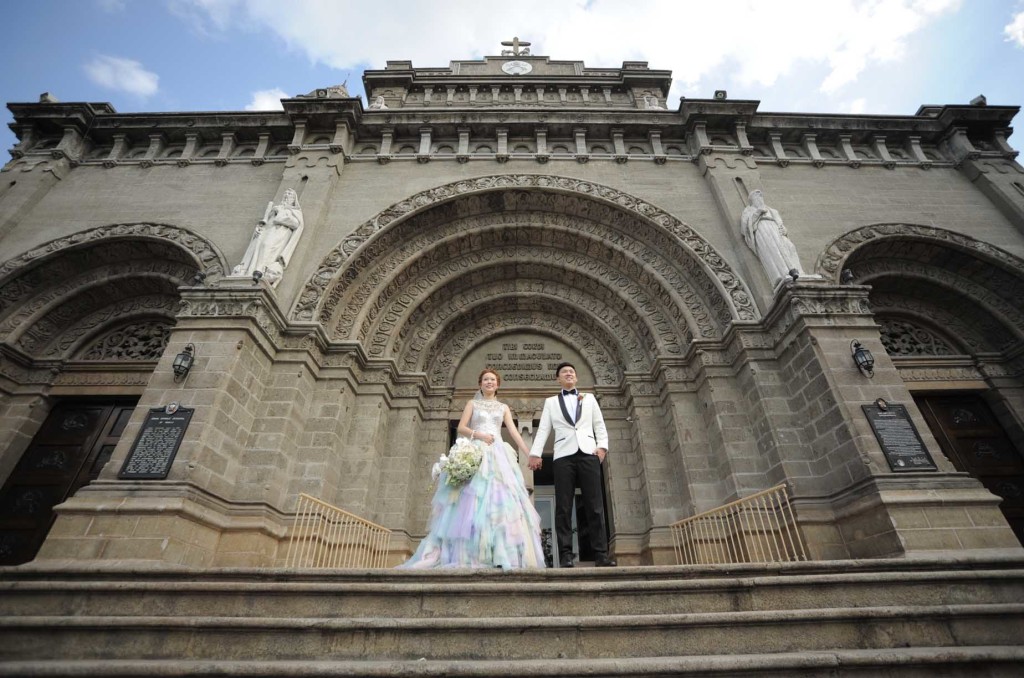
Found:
[400,368,546,569]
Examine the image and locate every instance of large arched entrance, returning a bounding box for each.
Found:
[296,174,755,562]
[820,223,1024,542]
[0,224,225,564]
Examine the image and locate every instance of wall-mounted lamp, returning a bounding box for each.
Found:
[850,340,874,378]
[172,343,195,382]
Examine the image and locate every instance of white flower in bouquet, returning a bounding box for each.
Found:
[438,437,484,487]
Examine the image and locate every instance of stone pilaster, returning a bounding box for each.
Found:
[763,283,1019,558]
[37,284,294,566]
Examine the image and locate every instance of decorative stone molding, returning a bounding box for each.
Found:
[816,223,1024,283]
[871,294,998,354]
[761,283,875,346]
[895,360,985,383]
[322,205,719,347]
[0,223,227,283]
[853,259,1024,351]
[0,257,195,337]
[31,295,178,359]
[293,175,757,328]
[877,317,957,356]
[53,369,155,387]
[354,248,685,362]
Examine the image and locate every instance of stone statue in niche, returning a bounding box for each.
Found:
[369,95,388,110]
[232,188,304,287]
[740,189,813,287]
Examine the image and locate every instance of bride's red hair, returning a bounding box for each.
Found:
[478,368,502,386]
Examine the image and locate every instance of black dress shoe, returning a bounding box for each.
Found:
[595,557,617,567]
[559,557,575,568]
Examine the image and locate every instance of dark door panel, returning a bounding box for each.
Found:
[0,399,137,565]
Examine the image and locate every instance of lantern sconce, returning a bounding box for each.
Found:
[851,340,874,378]
[172,343,195,382]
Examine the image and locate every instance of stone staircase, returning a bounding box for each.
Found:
[2,554,1024,676]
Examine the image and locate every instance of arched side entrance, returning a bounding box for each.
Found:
[819,223,1024,542]
[301,175,756,564]
[0,224,226,564]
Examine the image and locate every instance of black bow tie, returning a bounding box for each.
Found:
[562,389,578,396]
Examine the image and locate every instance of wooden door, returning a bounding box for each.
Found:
[0,399,137,565]
[914,393,1024,544]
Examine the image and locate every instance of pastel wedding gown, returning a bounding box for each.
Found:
[399,398,546,569]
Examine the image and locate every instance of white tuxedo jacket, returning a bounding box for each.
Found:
[529,393,609,461]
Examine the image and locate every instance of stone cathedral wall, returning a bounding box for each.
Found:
[2,58,1023,568]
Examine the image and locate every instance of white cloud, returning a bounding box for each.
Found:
[83,55,159,96]
[1005,11,1024,47]
[175,0,961,99]
[245,88,288,111]
[848,98,867,114]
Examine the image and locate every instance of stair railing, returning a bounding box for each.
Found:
[285,493,392,568]
[670,484,808,565]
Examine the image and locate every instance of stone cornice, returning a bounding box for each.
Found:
[6,97,1019,166]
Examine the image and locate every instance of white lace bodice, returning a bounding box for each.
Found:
[469,399,506,438]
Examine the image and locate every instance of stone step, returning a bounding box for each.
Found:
[3,604,1023,662]
[2,647,1024,677]
[3,568,1023,619]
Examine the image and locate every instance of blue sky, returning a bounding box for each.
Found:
[2,0,1024,156]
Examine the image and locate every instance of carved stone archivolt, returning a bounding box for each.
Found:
[293,176,757,331]
[359,249,681,365]
[385,273,659,367]
[817,223,1024,287]
[818,225,1024,366]
[22,285,179,359]
[0,223,226,284]
[0,225,222,364]
[871,292,1003,355]
[852,257,1024,351]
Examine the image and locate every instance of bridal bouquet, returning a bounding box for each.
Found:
[431,438,484,487]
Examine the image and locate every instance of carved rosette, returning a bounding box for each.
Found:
[78,320,173,361]
[877,317,957,356]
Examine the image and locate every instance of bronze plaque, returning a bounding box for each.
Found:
[118,407,193,479]
[863,403,937,472]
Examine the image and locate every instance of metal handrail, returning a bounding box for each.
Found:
[285,493,392,568]
[669,484,808,565]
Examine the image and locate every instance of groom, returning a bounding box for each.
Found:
[528,362,616,567]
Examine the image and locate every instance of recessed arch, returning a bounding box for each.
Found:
[420,298,627,387]
[819,223,1024,357]
[294,175,755,329]
[0,224,225,360]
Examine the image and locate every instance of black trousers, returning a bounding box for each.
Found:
[553,451,608,564]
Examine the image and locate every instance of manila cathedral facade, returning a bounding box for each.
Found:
[3,43,1024,572]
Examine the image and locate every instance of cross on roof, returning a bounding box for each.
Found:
[500,37,531,57]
